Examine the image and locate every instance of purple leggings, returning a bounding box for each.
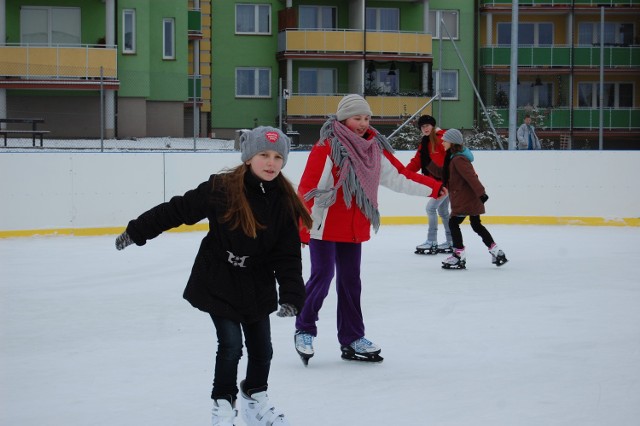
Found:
[295,239,364,346]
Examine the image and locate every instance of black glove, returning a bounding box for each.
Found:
[276,303,298,317]
[115,231,134,251]
[480,194,489,204]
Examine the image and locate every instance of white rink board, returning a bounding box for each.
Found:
[0,150,638,232]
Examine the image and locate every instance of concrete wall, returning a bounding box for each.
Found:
[1,150,638,237]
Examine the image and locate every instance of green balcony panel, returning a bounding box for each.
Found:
[188,77,202,98]
[188,10,202,33]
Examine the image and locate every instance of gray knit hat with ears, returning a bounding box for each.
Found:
[336,94,373,121]
[240,126,290,167]
[443,128,465,146]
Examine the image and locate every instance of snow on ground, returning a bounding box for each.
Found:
[1,224,639,426]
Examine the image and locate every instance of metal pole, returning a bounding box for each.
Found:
[100,66,104,151]
[193,74,197,151]
[508,0,519,150]
[278,78,283,129]
[388,94,440,140]
[441,19,504,149]
[438,24,443,125]
[599,6,604,150]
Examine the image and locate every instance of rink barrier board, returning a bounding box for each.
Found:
[1,216,638,239]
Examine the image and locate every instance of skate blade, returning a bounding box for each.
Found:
[415,249,437,255]
[296,350,313,367]
[341,353,384,363]
[442,263,466,269]
[495,258,508,267]
[436,248,453,254]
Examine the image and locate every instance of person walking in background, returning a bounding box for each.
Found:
[516,114,541,150]
[440,128,508,270]
[406,114,453,255]
[114,126,312,426]
[294,94,446,365]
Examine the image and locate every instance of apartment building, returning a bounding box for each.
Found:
[0,0,210,139]
[210,0,476,145]
[478,0,640,149]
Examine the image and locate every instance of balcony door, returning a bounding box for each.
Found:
[20,6,81,45]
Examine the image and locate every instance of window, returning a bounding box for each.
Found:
[497,22,553,46]
[299,68,337,95]
[20,6,81,45]
[578,82,634,107]
[428,10,458,40]
[163,18,175,60]
[299,6,336,30]
[366,8,399,32]
[434,70,458,100]
[366,69,399,94]
[236,4,271,34]
[578,22,634,46]
[497,81,553,108]
[236,68,271,98]
[123,9,136,54]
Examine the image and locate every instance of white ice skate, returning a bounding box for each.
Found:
[341,337,383,363]
[240,381,290,426]
[294,330,314,366]
[212,398,237,426]
[415,240,438,255]
[442,248,466,269]
[436,241,454,254]
[489,244,508,267]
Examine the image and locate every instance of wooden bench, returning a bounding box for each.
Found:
[0,118,49,147]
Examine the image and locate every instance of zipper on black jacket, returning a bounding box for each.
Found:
[260,182,265,193]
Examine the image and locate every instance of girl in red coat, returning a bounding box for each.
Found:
[440,128,508,270]
[405,114,453,254]
[294,94,445,364]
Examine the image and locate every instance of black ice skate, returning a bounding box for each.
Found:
[415,240,438,255]
[340,337,383,363]
[489,244,508,267]
[441,248,466,270]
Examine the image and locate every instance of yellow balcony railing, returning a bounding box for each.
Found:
[287,95,433,118]
[0,44,118,79]
[278,30,432,56]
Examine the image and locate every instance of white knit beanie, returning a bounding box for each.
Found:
[240,126,290,167]
[336,94,373,121]
[443,128,465,146]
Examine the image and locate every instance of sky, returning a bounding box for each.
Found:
[1,224,639,426]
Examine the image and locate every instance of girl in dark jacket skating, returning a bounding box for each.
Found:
[440,128,508,270]
[115,127,312,426]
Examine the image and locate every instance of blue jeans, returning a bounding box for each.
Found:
[295,239,364,346]
[426,194,451,243]
[210,315,272,401]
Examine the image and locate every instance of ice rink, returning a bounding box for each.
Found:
[1,224,639,425]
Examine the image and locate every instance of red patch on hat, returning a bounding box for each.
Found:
[265,131,279,143]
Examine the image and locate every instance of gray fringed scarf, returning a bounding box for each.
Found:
[304,116,394,232]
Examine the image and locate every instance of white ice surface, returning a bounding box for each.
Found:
[1,225,639,426]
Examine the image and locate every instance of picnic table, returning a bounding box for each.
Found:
[0,118,49,147]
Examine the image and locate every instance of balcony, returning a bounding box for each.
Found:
[188,9,203,39]
[480,0,639,7]
[286,94,433,120]
[480,45,640,68]
[278,29,432,58]
[0,44,118,89]
[491,107,640,130]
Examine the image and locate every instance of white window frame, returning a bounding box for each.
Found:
[162,18,175,60]
[366,7,400,32]
[123,9,136,54]
[428,10,459,40]
[20,6,81,45]
[578,82,634,108]
[298,68,337,95]
[235,4,271,35]
[299,6,337,30]
[236,67,272,98]
[578,22,635,46]
[434,70,458,100]
[497,22,554,46]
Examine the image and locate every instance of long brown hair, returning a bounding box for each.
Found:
[216,164,313,238]
[427,129,439,153]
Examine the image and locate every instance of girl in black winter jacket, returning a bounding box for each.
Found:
[115,127,312,426]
